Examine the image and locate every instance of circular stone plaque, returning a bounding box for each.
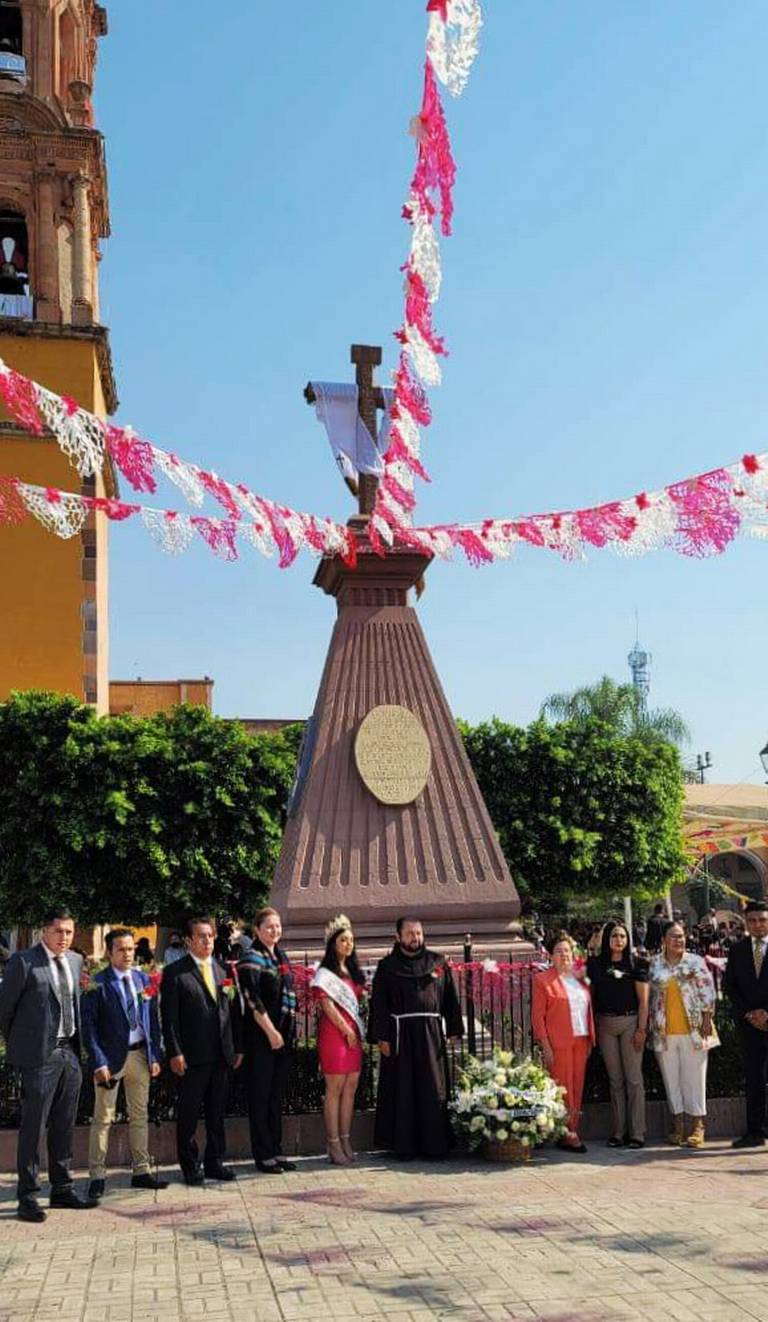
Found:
[354,704,432,806]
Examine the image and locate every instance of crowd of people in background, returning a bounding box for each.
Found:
[1,896,767,1224]
[529,906,746,962]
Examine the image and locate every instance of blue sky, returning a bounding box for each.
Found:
[97,3,768,785]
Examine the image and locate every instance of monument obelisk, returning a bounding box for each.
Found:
[270,345,524,950]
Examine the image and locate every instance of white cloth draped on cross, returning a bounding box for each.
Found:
[310,382,394,483]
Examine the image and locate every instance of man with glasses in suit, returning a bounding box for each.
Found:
[0,908,96,1221]
[724,899,768,1148]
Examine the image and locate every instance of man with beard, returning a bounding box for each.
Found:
[368,917,463,1158]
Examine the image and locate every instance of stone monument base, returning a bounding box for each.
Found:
[271,533,529,957]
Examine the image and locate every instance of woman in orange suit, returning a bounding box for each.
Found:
[532,932,595,1153]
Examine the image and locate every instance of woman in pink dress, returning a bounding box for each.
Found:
[312,915,366,1166]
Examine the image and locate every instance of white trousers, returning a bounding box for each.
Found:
[655,1036,708,1117]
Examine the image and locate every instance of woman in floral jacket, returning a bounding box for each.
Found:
[648,920,717,1149]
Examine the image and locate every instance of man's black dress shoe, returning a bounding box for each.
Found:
[733,1133,766,1149]
[256,1161,283,1175]
[204,1165,236,1182]
[131,1174,169,1190]
[87,1179,105,1201]
[606,1137,624,1149]
[277,1159,297,1172]
[17,1198,46,1223]
[627,1140,645,1150]
[183,1170,205,1186]
[49,1187,98,1209]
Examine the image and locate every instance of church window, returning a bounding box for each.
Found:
[0,1,25,83]
[0,209,32,319]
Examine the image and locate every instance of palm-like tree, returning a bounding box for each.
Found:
[540,675,690,748]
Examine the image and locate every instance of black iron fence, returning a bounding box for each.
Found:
[0,943,745,1127]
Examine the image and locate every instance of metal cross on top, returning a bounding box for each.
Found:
[304,343,387,517]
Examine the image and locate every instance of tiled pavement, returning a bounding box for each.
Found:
[2,1141,768,1322]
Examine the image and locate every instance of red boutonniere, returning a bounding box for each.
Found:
[220,977,237,1002]
[278,963,292,977]
[432,964,445,980]
[141,970,163,1001]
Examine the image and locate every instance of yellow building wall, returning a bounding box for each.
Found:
[0,334,111,709]
[109,680,214,716]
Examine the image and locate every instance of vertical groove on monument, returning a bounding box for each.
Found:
[271,545,520,943]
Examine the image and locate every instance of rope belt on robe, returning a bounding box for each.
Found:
[391,1011,442,1054]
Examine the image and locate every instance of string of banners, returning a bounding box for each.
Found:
[0,358,357,568]
[369,0,483,550]
[2,446,768,567]
[0,0,484,550]
[1,0,766,569]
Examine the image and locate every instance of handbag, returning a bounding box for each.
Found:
[698,1021,720,1051]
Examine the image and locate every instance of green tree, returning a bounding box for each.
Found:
[686,868,732,918]
[0,691,300,926]
[461,715,687,913]
[540,675,690,748]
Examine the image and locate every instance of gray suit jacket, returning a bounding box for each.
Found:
[0,943,83,1069]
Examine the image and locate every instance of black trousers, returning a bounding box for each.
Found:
[17,1043,82,1200]
[175,1057,229,1176]
[739,1024,768,1135]
[244,1041,291,1162]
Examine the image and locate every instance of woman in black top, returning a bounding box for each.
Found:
[237,907,297,1175]
[587,920,649,1149]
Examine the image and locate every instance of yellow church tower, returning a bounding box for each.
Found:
[0,0,116,710]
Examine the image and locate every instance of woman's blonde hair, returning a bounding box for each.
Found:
[548,930,576,955]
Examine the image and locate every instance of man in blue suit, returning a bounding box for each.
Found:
[80,928,168,1200]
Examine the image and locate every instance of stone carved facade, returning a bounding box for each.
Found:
[0,0,108,326]
[0,1,115,711]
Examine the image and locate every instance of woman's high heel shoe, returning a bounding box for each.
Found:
[340,1133,356,1163]
[327,1137,350,1166]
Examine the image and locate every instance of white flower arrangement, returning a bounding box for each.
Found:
[450,1049,569,1151]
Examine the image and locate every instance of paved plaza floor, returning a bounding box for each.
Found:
[2,1141,768,1322]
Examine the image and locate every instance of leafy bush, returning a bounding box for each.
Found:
[0,692,301,925]
[461,715,686,912]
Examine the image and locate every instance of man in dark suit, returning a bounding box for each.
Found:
[81,928,168,1201]
[160,915,242,1184]
[0,908,96,1221]
[724,899,768,1147]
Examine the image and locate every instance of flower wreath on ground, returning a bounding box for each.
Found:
[450,1048,569,1151]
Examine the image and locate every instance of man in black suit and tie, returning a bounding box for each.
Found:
[724,899,768,1148]
[0,909,96,1221]
[160,915,242,1184]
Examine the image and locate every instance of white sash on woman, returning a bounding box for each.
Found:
[311,966,365,1041]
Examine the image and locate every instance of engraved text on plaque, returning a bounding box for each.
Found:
[354,704,432,806]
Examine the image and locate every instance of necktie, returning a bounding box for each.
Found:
[53,956,75,1039]
[200,960,217,1001]
[122,976,138,1029]
[754,940,765,977]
